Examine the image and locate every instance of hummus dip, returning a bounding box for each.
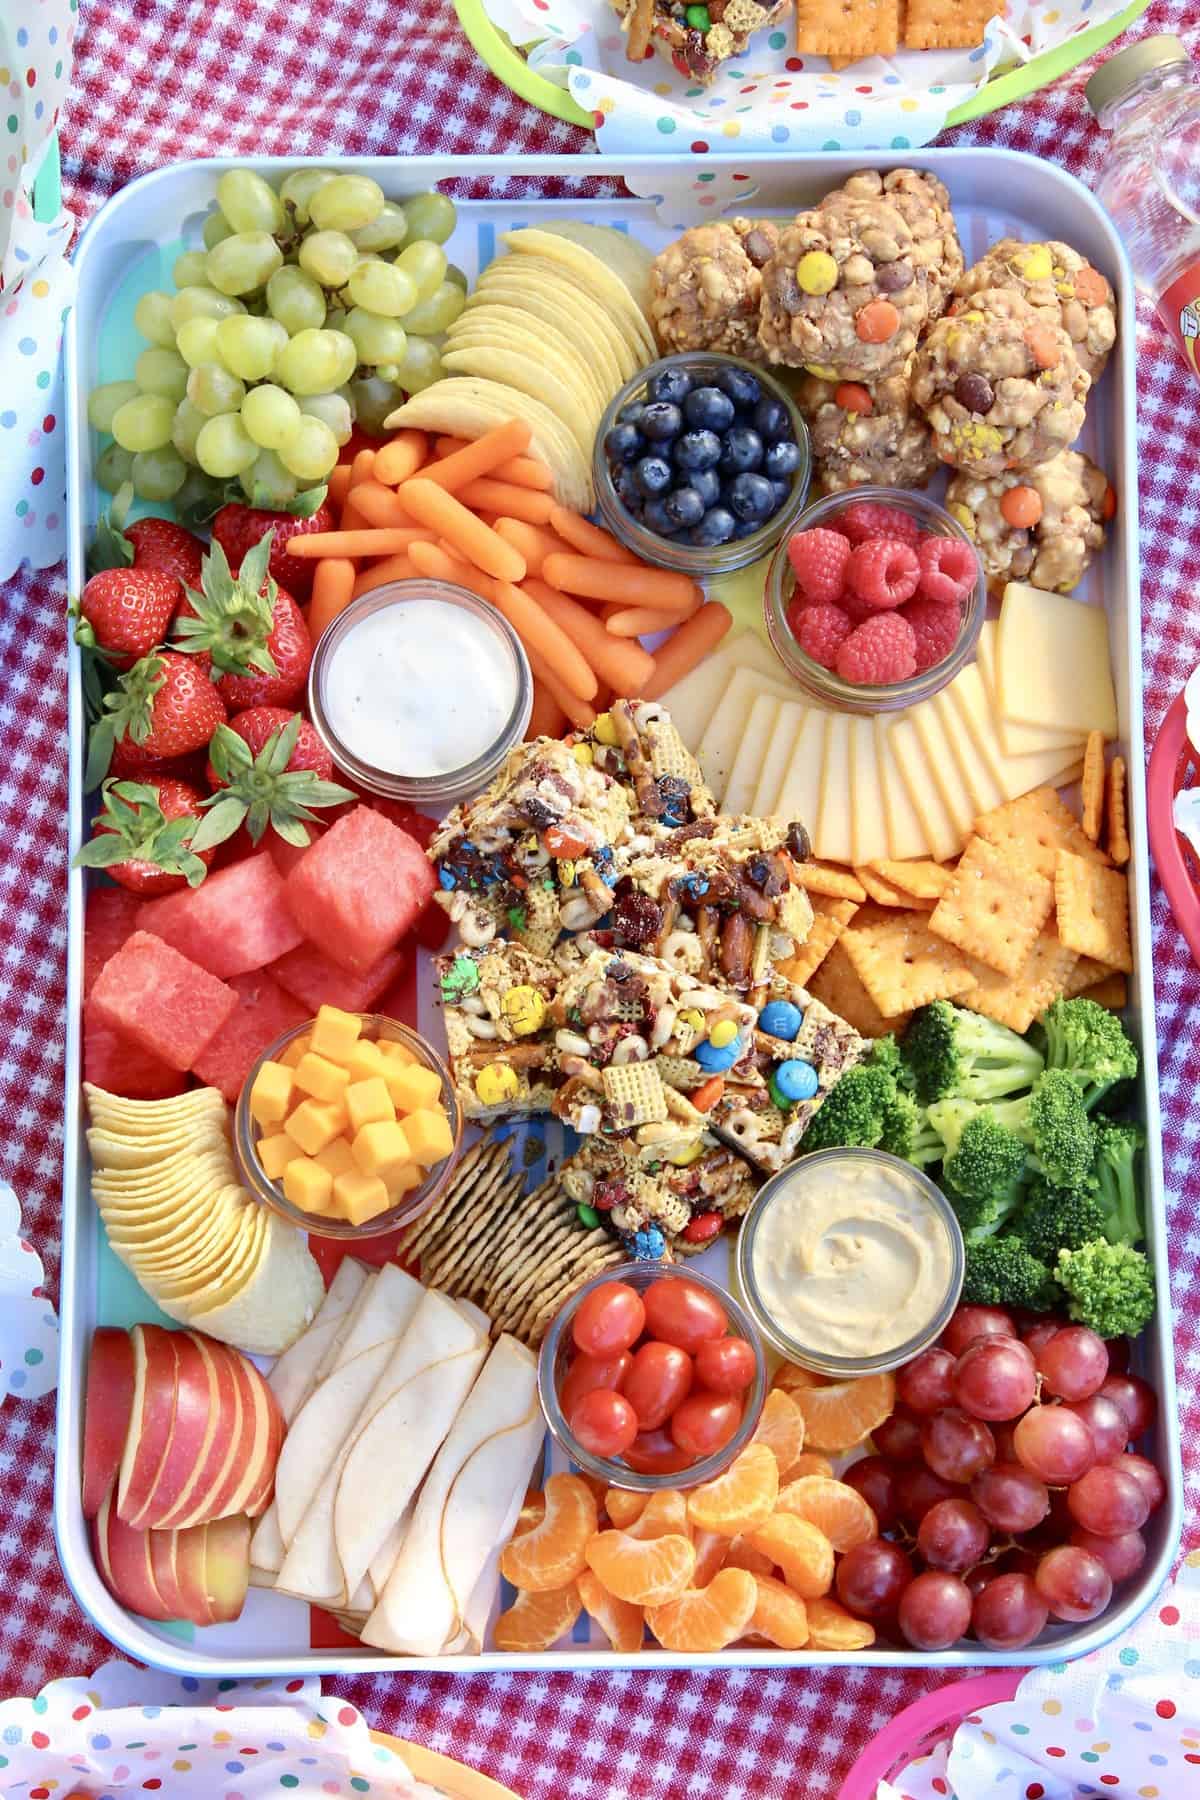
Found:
[748,1154,955,1360]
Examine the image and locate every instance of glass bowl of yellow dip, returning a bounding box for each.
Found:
[736,1149,965,1377]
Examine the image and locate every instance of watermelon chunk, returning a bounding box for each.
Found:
[136,853,304,978]
[84,888,141,998]
[191,971,309,1102]
[283,805,434,972]
[267,823,326,882]
[89,931,238,1072]
[83,1002,189,1099]
[269,940,407,1015]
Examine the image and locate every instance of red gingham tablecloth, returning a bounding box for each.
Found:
[3,2,1199,1791]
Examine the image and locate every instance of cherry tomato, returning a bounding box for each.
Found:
[623,1428,696,1476]
[694,1336,757,1396]
[560,1350,632,1418]
[572,1282,646,1358]
[642,1277,728,1355]
[669,1389,742,1457]
[622,1340,694,1431]
[569,1389,638,1459]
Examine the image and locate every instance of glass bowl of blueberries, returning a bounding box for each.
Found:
[593,353,811,576]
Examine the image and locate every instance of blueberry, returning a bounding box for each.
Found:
[714,366,762,409]
[642,497,679,536]
[673,428,722,472]
[718,426,764,474]
[605,421,644,465]
[613,463,641,509]
[689,506,736,547]
[648,366,693,406]
[769,478,793,511]
[683,385,736,431]
[640,401,683,442]
[753,395,789,442]
[728,471,775,522]
[618,401,646,426]
[635,455,673,497]
[689,466,721,508]
[764,438,802,479]
[664,486,705,529]
[731,518,762,539]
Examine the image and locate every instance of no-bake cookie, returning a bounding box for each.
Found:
[650,217,781,360]
[945,449,1113,593]
[953,239,1117,384]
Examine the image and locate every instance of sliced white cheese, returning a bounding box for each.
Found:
[876,713,930,861]
[948,661,1091,802]
[751,699,809,817]
[815,713,854,864]
[931,686,1005,819]
[849,716,891,866]
[659,630,786,751]
[724,693,782,815]
[695,665,795,804]
[976,621,1083,757]
[888,715,963,863]
[775,708,827,837]
[995,582,1118,739]
[910,700,981,843]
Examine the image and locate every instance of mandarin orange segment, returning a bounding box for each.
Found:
[746,1513,834,1600]
[774,1476,878,1551]
[686,1442,779,1538]
[499,1471,598,1592]
[724,1536,775,1579]
[513,1489,547,1538]
[604,1487,647,1531]
[791,1371,896,1453]
[494,1581,581,1652]
[748,1574,809,1650]
[692,1528,729,1587]
[751,1389,806,1479]
[584,1529,696,1606]
[787,1453,835,1480]
[625,1488,689,1541]
[646,1567,757,1653]
[773,1363,829,1393]
[577,1568,645,1653]
[806,1594,876,1650]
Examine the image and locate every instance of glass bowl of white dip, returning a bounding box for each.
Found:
[307,579,533,807]
[736,1149,965,1378]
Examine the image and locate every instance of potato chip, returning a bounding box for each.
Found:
[929,836,1055,978]
[539,222,654,317]
[384,377,591,509]
[500,228,657,364]
[1055,850,1133,974]
[468,277,625,394]
[440,345,598,460]
[478,257,641,382]
[446,305,609,416]
[180,1208,324,1354]
[840,913,977,1015]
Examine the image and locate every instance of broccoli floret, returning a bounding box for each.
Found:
[902,1000,1045,1104]
[878,1089,944,1167]
[961,1237,1055,1311]
[944,1113,1027,1209]
[799,1064,894,1154]
[1055,1241,1155,1338]
[930,1074,1096,1193]
[867,1033,913,1090]
[1036,997,1139,1113]
[1013,1174,1107,1266]
[1092,1118,1145,1246]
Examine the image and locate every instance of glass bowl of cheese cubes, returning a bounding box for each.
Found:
[235,1005,463,1241]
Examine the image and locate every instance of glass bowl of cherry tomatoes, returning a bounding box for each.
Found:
[537,1264,768,1492]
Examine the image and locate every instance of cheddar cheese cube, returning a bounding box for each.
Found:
[256,1131,296,1181]
[294,1050,352,1105]
[283,1156,334,1213]
[333,1170,391,1226]
[344,1039,387,1084]
[384,1161,422,1200]
[280,1032,313,1070]
[315,1136,357,1179]
[382,1062,443,1114]
[310,1004,362,1061]
[403,1106,455,1167]
[250,1059,294,1126]
[345,1076,395,1133]
[377,1039,417,1066]
[287,1097,347,1156]
[352,1118,411,1178]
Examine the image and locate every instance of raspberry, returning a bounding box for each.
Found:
[836,612,918,686]
[839,588,880,625]
[792,602,852,669]
[918,535,978,604]
[838,500,922,546]
[786,526,851,603]
[846,537,920,609]
[903,597,961,673]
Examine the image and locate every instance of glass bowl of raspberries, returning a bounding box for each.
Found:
[764,487,986,712]
[594,352,811,576]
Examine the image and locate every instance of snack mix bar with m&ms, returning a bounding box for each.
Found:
[64,149,1173,1677]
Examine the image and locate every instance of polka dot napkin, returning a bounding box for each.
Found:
[881,1549,1200,1800]
[0,1179,58,1405]
[490,0,1136,153]
[0,1659,439,1796]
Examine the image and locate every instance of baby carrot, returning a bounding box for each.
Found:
[547,505,636,565]
[396,477,526,583]
[435,437,554,491]
[453,478,556,526]
[373,429,426,486]
[524,579,655,698]
[420,420,533,493]
[288,527,436,559]
[309,558,356,638]
[349,447,377,487]
[527,677,569,741]
[327,463,352,511]
[493,517,570,578]
[642,601,733,699]
[606,597,702,637]
[349,480,414,528]
[489,582,598,702]
[408,538,480,586]
[351,554,417,598]
[542,552,696,610]
[525,647,597,731]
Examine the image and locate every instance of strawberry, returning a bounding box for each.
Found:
[173,531,312,710]
[75,565,180,668]
[212,497,334,598]
[75,777,213,895]
[86,650,228,787]
[124,517,206,590]
[190,713,354,859]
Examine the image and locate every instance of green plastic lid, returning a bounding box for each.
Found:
[1086,33,1190,118]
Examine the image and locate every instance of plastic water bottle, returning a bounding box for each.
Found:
[1088,35,1200,379]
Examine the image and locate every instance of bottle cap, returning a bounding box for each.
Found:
[1086,34,1189,119]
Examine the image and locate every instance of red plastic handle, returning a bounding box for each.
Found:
[835,1670,1024,1799]
[1147,689,1200,969]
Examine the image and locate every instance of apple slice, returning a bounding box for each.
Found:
[96,1490,173,1622]
[221,1350,279,1518]
[116,1325,179,1526]
[126,1331,218,1530]
[171,1518,212,1625]
[148,1528,187,1620]
[201,1513,251,1624]
[150,1331,240,1530]
[241,1363,285,1518]
[167,1336,250,1529]
[83,1327,135,1519]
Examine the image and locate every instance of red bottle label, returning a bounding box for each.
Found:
[1159,261,1200,376]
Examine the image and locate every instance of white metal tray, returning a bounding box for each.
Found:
[59,150,1181,1676]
